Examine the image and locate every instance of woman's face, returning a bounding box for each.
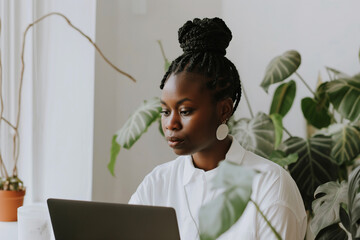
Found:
[160,71,222,155]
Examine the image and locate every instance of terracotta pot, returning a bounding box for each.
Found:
[0,190,26,221]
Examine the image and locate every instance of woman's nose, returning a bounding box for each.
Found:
[165,113,182,131]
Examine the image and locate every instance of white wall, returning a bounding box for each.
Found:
[222,0,360,138]
[30,0,96,202]
[93,0,222,203]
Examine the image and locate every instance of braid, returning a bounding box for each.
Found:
[160,17,242,115]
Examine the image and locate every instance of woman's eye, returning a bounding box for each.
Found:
[161,110,170,116]
[180,109,192,116]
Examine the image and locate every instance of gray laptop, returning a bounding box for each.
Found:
[47,198,180,240]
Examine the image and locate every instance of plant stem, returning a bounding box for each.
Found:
[12,12,137,173]
[242,83,254,118]
[283,126,292,138]
[250,199,282,240]
[295,72,315,96]
[157,40,169,63]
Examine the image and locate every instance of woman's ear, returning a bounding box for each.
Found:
[217,98,233,122]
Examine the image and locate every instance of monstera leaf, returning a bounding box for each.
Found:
[269,80,296,118]
[231,112,275,158]
[261,50,301,93]
[330,124,360,165]
[326,74,360,122]
[348,166,360,239]
[199,162,257,240]
[280,135,339,209]
[315,223,348,240]
[108,97,162,175]
[311,181,349,236]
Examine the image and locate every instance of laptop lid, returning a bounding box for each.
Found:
[47,198,181,240]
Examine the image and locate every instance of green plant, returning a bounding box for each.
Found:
[311,166,360,239]
[198,161,282,240]
[0,12,135,191]
[109,44,360,238]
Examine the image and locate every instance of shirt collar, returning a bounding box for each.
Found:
[182,136,246,186]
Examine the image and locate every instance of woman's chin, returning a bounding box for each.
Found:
[172,148,191,156]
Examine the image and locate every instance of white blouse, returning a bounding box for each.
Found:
[129,139,307,240]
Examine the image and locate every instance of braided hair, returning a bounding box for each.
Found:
[160,17,242,115]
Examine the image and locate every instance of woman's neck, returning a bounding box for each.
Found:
[191,136,232,171]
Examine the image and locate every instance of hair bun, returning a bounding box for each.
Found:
[178,17,232,56]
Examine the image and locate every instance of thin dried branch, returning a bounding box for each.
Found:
[1,117,16,130]
[12,12,137,172]
[0,153,9,179]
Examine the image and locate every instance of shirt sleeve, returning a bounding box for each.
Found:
[257,203,307,240]
[128,175,153,205]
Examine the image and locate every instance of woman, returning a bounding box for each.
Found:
[129,17,307,239]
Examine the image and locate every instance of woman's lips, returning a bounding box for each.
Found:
[166,137,184,148]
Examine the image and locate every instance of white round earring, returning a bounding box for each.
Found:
[216,121,229,141]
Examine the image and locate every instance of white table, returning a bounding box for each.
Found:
[0,222,18,240]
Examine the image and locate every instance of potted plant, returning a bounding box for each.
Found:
[0,12,135,221]
[109,45,360,238]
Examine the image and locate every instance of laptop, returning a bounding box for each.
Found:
[47,198,181,240]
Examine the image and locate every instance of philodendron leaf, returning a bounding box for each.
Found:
[301,97,331,129]
[269,150,298,167]
[279,135,339,210]
[348,166,360,238]
[270,113,283,149]
[326,74,360,122]
[199,161,257,240]
[315,223,349,240]
[325,67,350,80]
[108,98,161,175]
[108,135,121,176]
[311,181,349,236]
[115,97,161,149]
[231,112,275,158]
[331,124,360,165]
[261,50,301,93]
[158,118,164,137]
[269,80,296,117]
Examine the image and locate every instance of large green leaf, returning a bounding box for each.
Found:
[301,97,332,129]
[261,50,301,93]
[348,166,360,238]
[269,80,296,117]
[108,98,161,175]
[269,150,298,168]
[199,161,256,240]
[231,112,275,158]
[270,113,283,149]
[280,135,339,210]
[326,74,360,122]
[311,181,348,236]
[115,97,162,148]
[331,124,360,165]
[315,223,348,240]
[108,135,121,176]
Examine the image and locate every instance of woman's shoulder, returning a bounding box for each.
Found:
[144,155,189,182]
